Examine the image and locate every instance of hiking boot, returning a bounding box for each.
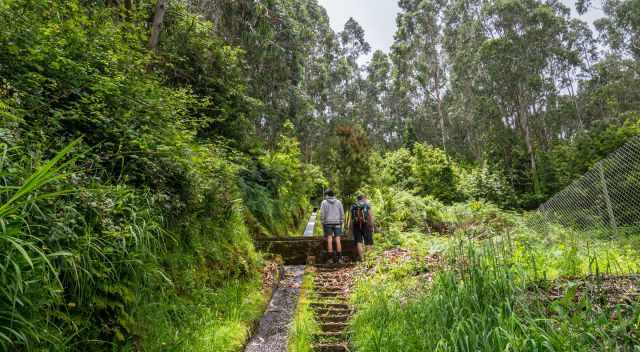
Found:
[326,257,334,264]
[337,257,345,264]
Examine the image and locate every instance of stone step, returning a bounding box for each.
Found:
[312,261,356,351]
[315,283,343,288]
[316,288,344,292]
[311,302,351,310]
[314,293,348,299]
[315,264,355,269]
[319,322,348,332]
[314,281,350,286]
[317,314,350,323]
[314,278,350,284]
[314,282,348,287]
[314,280,338,284]
[314,307,352,315]
[313,293,348,300]
[313,343,349,352]
[314,331,346,340]
[313,298,348,305]
[315,269,353,274]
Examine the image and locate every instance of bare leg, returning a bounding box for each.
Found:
[326,236,333,254]
[357,242,364,259]
[335,236,342,253]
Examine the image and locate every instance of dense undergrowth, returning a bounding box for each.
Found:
[2,0,640,351]
[350,189,640,351]
[0,1,321,350]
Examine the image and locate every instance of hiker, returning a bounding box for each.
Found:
[350,194,374,261]
[320,189,345,264]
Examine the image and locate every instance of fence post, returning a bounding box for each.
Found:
[598,163,618,236]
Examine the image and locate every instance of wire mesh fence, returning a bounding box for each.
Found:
[528,136,640,235]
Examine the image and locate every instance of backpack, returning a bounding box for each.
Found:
[352,203,369,228]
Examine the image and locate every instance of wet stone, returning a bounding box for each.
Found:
[244,265,305,352]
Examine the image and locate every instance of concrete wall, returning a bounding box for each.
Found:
[254,237,357,264]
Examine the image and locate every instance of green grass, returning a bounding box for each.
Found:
[134,273,268,352]
[0,140,269,351]
[350,200,640,352]
[288,269,319,352]
[0,140,81,348]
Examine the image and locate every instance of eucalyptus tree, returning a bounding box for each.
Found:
[388,37,416,148]
[595,0,640,62]
[476,0,581,193]
[361,50,392,148]
[335,18,371,124]
[442,0,487,161]
[185,0,330,146]
[148,0,167,50]
[393,0,450,154]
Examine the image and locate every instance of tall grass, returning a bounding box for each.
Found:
[133,275,267,352]
[0,140,79,348]
[351,233,640,351]
[0,139,176,350]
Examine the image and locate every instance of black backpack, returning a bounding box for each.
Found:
[352,203,369,228]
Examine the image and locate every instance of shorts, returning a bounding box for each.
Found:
[353,226,373,245]
[323,224,343,237]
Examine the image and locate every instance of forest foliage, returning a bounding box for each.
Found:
[349,193,640,351]
[1,0,640,350]
[0,0,320,350]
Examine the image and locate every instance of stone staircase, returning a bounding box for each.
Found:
[310,264,355,352]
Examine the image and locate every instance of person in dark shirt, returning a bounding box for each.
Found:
[350,194,374,261]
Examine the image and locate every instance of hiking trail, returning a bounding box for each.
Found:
[310,263,357,352]
[249,210,358,352]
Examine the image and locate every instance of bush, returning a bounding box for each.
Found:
[458,165,516,207]
[360,185,446,235]
[373,144,463,203]
[411,143,462,202]
[378,148,416,189]
[0,1,277,350]
[351,238,640,351]
[240,123,325,236]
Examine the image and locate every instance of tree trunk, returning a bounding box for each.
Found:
[519,96,539,194]
[148,0,168,51]
[437,96,447,154]
[434,59,448,158]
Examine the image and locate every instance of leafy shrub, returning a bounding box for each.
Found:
[458,165,516,207]
[377,148,416,189]
[373,144,463,203]
[0,1,281,350]
[360,186,446,235]
[411,143,462,202]
[240,124,325,236]
[351,238,640,351]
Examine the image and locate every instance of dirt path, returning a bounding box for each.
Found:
[245,265,305,352]
[310,263,358,352]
